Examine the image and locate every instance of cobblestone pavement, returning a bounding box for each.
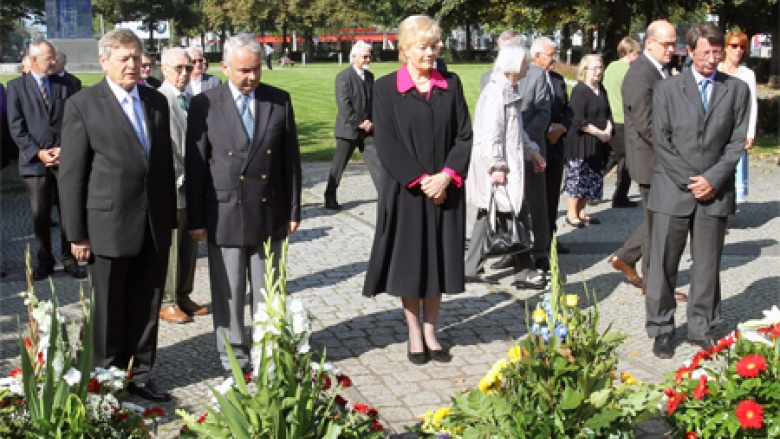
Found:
[1,156,778,438]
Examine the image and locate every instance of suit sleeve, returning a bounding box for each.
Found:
[7,81,45,165]
[58,98,91,241]
[525,72,551,137]
[185,94,210,230]
[335,71,360,130]
[443,75,473,177]
[701,82,750,192]
[282,94,302,223]
[622,70,654,147]
[651,82,703,189]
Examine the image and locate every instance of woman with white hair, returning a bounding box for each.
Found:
[464,42,546,283]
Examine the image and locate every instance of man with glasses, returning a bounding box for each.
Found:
[324,40,381,210]
[140,53,161,88]
[608,20,687,301]
[185,47,222,95]
[645,22,749,359]
[7,39,85,280]
[157,47,209,324]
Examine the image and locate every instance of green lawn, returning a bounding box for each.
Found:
[3,63,777,162]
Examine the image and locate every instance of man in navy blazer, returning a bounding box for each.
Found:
[185,47,222,95]
[186,34,302,373]
[6,39,84,280]
[324,40,381,210]
[59,29,177,402]
[645,22,750,359]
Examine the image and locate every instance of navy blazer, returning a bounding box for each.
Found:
[6,73,73,176]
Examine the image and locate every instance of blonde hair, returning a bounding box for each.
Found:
[397,15,441,64]
[617,37,640,58]
[577,54,603,82]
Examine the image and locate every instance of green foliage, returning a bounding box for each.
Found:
[412,237,662,438]
[758,97,779,136]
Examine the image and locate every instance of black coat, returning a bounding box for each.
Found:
[363,70,472,298]
[333,66,373,141]
[547,70,571,161]
[564,82,611,172]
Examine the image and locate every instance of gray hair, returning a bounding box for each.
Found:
[28,39,54,57]
[99,29,142,60]
[161,47,191,66]
[350,40,372,61]
[529,37,555,58]
[186,46,204,58]
[223,33,264,67]
[494,42,528,74]
[497,30,520,46]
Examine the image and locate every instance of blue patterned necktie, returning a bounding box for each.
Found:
[700,79,711,112]
[128,95,148,155]
[239,93,254,141]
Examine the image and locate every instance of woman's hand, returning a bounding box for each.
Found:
[490,170,506,185]
[421,172,452,201]
[745,137,754,150]
[531,153,547,173]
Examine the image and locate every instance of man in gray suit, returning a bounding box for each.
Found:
[323,40,381,210]
[608,20,687,297]
[186,34,302,373]
[157,47,208,324]
[186,47,222,95]
[646,22,749,358]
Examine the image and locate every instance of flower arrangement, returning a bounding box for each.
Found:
[177,241,383,438]
[412,239,661,438]
[0,249,163,438]
[663,306,780,438]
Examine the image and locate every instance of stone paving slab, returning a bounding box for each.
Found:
[1,157,779,438]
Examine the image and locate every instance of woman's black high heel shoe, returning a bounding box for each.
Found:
[425,343,453,363]
[407,341,429,365]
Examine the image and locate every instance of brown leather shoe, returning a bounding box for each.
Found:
[642,287,688,302]
[159,305,192,323]
[608,254,644,288]
[179,298,209,316]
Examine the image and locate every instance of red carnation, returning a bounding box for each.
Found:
[88,378,101,393]
[116,412,129,421]
[143,407,165,418]
[693,375,711,400]
[321,376,332,391]
[197,412,208,423]
[334,395,348,407]
[686,431,698,439]
[337,374,352,388]
[666,391,688,415]
[9,369,22,377]
[353,403,379,417]
[735,400,764,429]
[370,419,384,432]
[736,355,767,378]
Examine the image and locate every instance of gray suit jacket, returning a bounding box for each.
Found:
[186,82,302,247]
[648,70,750,218]
[159,82,189,209]
[515,65,551,157]
[622,53,664,185]
[186,73,222,95]
[334,66,373,141]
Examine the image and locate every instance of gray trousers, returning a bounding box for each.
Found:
[208,240,281,371]
[645,207,725,340]
[325,136,382,197]
[162,209,199,307]
[524,161,549,259]
[614,184,651,277]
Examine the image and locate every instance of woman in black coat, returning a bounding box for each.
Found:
[362,15,473,365]
[562,54,612,227]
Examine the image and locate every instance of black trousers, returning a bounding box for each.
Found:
[614,184,651,277]
[604,124,632,201]
[23,170,73,268]
[325,136,382,198]
[89,227,169,384]
[545,155,565,240]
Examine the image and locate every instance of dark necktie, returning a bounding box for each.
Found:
[700,79,711,112]
[239,94,254,141]
[178,94,188,111]
[39,79,49,107]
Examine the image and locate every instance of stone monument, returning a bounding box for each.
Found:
[46,0,100,71]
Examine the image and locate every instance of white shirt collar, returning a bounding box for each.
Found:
[643,51,667,78]
[106,77,140,104]
[691,68,716,85]
[161,81,185,97]
[352,65,365,79]
[227,80,254,101]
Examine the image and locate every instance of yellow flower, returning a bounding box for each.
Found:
[478,359,509,393]
[532,309,547,323]
[508,346,528,361]
[621,372,637,385]
[564,294,579,307]
[432,407,452,427]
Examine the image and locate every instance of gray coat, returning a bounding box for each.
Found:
[333,66,373,141]
[159,82,189,209]
[622,53,664,185]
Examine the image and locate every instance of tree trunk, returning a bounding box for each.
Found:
[282,20,288,52]
[602,0,632,64]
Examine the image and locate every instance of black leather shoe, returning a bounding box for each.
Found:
[407,342,428,365]
[127,381,172,402]
[426,345,452,363]
[687,338,715,350]
[513,272,546,290]
[62,261,87,279]
[534,257,550,272]
[612,198,639,208]
[652,334,675,359]
[556,243,571,254]
[324,197,341,210]
[490,255,514,270]
[33,266,54,281]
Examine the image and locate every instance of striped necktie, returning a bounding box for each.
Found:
[39,79,50,107]
[239,94,254,141]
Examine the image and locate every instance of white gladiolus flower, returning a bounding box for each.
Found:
[216,377,234,395]
[63,367,82,386]
[291,314,309,336]
[297,339,310,354]
[288,299,304,314]
[52,352,65,378]
[0,375,24,396]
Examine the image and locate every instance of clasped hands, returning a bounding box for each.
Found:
[421,172,451,205]
[687,175,715,201]
[584,123,612,144]
[38,147,61,167]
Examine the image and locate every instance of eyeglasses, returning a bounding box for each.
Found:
[653,39,677,49]
[729,43,746,50]
[192,59,206,64]
[694,49,724,60]
[167,64,195,73]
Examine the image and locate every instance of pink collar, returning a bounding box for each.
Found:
[396,64,448,93]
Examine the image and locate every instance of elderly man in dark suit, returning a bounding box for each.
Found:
[646,22,749,359]
[185,47,222,95]
[608,20,688,300]
[59,29,178,402]
[186,33,302,374]
[544,51,571,255]
[323,40,381,210]
[53,51,82,92]
[7,39,85,280]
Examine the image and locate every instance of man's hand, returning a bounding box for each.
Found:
[360,120,373,133]
[37,148,59,167]
[288,221,300,234]
[190,228,207,242]
[531,153,547,173]
[688,175,715,201]
[71,240,92,262]
[546,123,565,145]
[745,137,754,150]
